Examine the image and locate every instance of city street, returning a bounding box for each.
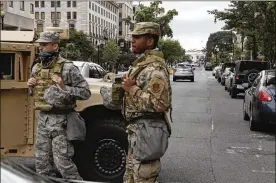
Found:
[159,67,275,183]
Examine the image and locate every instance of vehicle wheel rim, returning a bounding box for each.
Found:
[94,139,126,179]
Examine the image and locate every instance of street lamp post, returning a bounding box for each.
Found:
[97,42,101,65]
[1,10,6,30]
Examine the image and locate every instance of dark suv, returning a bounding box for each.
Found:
[229,60,270,98]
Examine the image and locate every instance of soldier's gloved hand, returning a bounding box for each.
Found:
[51,74,65,89]
[122,77,136,92]
[27,77,37,87]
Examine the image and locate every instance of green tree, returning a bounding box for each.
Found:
[60,29,95,61]
[158,38,184,64]
[124,1,178,38]
[205,31,236,63]
[60,43,81,61]
[208,1,276,63]
[103,40,120,62]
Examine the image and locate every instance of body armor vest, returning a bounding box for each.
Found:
[33,58,70,111]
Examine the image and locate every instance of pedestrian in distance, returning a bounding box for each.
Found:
[27,30,91,180]
[100,22,173,183]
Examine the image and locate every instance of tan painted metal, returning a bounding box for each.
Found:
[0,28,114,158]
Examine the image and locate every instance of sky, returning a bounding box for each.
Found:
[133,1,231,51]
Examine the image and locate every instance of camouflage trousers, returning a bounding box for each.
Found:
[123,124,161,183]
[35,111,82,180]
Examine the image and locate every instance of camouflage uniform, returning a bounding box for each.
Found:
[101,22,172,183]
[32,32,91,180]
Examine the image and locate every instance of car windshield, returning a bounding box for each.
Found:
[239,61,269,73]
[206,63,211,66]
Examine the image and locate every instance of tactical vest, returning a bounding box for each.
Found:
[33,58,71,111]
[122,50,173,134]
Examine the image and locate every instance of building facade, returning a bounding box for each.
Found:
[34,1,119,45]
[117,1,133,42]
[0,1,35,31]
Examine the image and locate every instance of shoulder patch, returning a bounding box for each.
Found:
[149,77,165,94]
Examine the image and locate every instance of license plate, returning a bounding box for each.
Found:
[242,83,249,88]
[237,85,244,89]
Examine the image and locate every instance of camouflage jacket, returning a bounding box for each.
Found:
[122,50,172,121]
[31,56,91,110]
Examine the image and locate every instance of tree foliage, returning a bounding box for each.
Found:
[59,29,95,61]
[102,40,120,63]
[205,31,236,62]
[208,1,276,63]
[124,1,178,38]
[158,39,184,64]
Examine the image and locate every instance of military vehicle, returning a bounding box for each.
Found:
[0,27,128,182]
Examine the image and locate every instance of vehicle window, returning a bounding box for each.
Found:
[0,53,15,80]
[266,72,276,86]
[239,61,268,73]
[89,66,100,78]
[252,74,261,87]
[96,66,106,77]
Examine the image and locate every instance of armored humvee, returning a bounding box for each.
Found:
[0,28,128,182]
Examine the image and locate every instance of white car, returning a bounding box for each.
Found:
[73,61,107,83]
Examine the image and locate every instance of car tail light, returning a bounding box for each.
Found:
[235,75,239,80]
[259,89,272,102]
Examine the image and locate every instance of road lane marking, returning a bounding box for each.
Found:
[211,120,214,130]
[252,167,275,174]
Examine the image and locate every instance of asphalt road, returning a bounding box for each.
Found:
[159,67,275,183]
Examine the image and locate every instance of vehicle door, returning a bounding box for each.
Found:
[249,73,262,112]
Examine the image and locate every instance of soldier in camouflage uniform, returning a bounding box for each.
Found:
[101,22,172,183]
[27,31,91,180]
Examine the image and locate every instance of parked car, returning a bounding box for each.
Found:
[212,66,220,76]
[224,67,235,91]
[205,62,213,71]
[173,64,194,82]
[221,67,235,86]
[243,70,276,131]
[217,62,236,83]
[73,61,107,82]
[229,60,270,98]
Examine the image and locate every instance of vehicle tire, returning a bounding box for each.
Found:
[73,115,128,182]
[243,100,249,121]
[191,77,194,82]
[245,69,259,84]
[231,87,237,98]
[249,107,259,131]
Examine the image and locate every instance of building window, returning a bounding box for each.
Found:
[30,3,34,14]
[35,12,39,19]
[37,23,43,33]
[41,12,45,19]
[92,3,94,11]
[35,1,39,7]
[9,1,13,7]
[40,1,45,7]
[67,1,71,7]
[69,24,75,30]
[89,1,91,9]
[72,1,76,7]
[73,12,77,19]
[51,12,61,19]
[67,12,71,19]
[51,1,60,7]
[20,1,25,11]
